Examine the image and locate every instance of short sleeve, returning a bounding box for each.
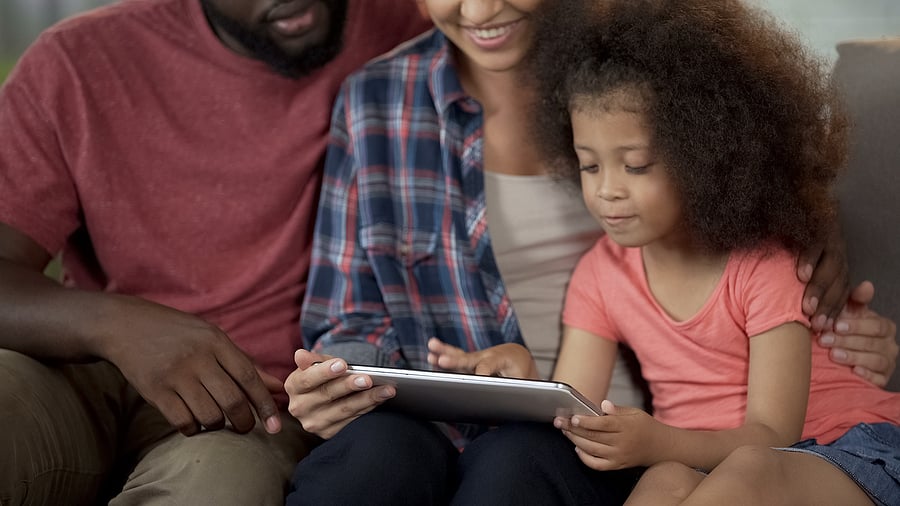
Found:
[737,248,810,338]
[0,36,81,254]
[562,241,621,341]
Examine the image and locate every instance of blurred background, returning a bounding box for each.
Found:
[1,0,900,82]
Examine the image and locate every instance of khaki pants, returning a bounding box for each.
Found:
[0,349,317,506]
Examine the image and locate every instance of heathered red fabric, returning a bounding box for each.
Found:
[0,0,430,399]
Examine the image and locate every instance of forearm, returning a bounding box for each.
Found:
[0,258,124,360]
[652,422,795,472]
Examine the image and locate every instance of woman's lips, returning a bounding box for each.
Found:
[464,20,523,50]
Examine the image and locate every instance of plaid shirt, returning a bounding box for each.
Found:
[301,29,524,368]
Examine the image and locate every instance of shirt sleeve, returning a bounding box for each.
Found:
[0,36,81,254]
[299,85,404,365]
[737,247,811,338]
[561,241,621,341]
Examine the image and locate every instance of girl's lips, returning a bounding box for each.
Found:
[602,215,636,227]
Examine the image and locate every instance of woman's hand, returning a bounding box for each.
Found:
[284,350,396,439]
[426,338,540,379]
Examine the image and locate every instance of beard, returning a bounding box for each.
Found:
[200,0,349,79]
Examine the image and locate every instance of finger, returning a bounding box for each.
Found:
[847,280,875,307]
[257,367,285,395]
[176,382,228,432]
[575,446,619,471]
[815,266,851,325]
[799,236,848,321]
[822,322,895,351]
[154,391,200,436]
[473,357,502,377]
[851,366,889,389]
[201,369,256,433]
[795,241,822,283]
[298,386,395,439]
[216,348,279,433]
[827,348,892,377]
[294,349,331,369]
[285,357,348,394]
[437,350,477,372]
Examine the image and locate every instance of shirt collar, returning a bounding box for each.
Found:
[426,30,481,116]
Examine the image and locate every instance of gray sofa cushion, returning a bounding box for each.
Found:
[832,38,900,391]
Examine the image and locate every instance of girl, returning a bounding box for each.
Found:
[431,0,899,504]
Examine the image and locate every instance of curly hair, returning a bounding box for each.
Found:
[528,0,847,253]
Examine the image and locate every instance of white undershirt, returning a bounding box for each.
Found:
[484,171,646,406]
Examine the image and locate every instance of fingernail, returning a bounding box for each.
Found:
[801,264,813,280]
[819,333,835,346]
[825,318,834,329]
[330,360,345,373]
[835,321,849,333]
[377,386,394,399]
[265,416,281,434]
[808,296,819,313]
[832,349,848,362]
[814,314,827,330]
[353,376,368,388]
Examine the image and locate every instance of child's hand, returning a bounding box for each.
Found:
[426,338,539,379]
[554,400,673,470]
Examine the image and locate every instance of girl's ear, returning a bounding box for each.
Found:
[415,0,429,20]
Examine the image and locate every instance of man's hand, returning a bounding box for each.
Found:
[284,349,395,439]
[797,222,849,331]
[426,338,539,379]
[97,295,281,436]
[818,281,898,386]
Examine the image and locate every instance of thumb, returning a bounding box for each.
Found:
[600,399,618,415]
[847,280,875,309]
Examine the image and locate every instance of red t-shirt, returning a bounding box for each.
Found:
[0,0,431,391]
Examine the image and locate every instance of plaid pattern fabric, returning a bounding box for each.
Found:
[301,30,524,369]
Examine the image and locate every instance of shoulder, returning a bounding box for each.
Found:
[17,0,187,70]
[344,29,443,87]
[344,0,433,60]
[730,245,800,283]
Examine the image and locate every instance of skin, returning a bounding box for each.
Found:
[0,0,350,437]
[202,0,348,77]
[284,0,898,440]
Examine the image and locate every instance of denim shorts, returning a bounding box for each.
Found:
[780,423,900,506]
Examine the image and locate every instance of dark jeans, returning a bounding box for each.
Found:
[286,411,642,506]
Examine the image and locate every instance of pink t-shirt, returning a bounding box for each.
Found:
[564,237,900,444]
[0,0,430,396]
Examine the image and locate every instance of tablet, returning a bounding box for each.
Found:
[346,365,603,424]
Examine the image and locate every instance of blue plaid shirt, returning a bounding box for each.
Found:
[301,29,525,368]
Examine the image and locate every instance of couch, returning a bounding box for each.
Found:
[832,36,900,391]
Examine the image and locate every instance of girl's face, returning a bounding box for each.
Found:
[571,105,684,249]
[419,0,541,74]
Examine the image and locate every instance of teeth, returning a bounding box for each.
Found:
[472,25,512,40]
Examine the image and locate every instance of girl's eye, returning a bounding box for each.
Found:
[579,165,599,174]
[625,164,651,174]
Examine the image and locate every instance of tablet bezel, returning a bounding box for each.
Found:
[346,365,603,424]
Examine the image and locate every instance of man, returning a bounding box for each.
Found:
[0,0,429,503]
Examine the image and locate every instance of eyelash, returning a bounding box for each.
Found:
[579,164,651,174]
